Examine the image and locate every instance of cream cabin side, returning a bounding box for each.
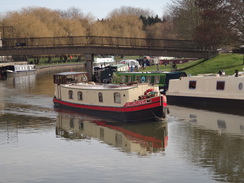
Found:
[168,76,244,99]
[55,83,160,107]
[56,85,129,107]
[124,84,160,102]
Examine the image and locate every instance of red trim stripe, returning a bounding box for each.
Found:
[53,97,163,112]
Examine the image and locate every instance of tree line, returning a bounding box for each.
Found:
[0,0,243,49]
[165,0,243,48]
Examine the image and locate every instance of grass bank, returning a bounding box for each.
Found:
[32,53,243,76]
[141,53,244,75]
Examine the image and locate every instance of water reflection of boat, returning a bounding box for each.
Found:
[6,74,36,89]
[0,82,4,115]
[169,105,244,136]
[56,113,168,155]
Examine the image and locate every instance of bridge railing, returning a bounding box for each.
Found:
[1,36,203,50]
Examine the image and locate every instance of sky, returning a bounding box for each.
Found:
[0,0,172,19]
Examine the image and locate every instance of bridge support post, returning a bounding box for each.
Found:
[85,54,94,81]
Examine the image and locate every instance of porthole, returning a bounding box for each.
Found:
[238,83,243,90]
[141,76,146,83]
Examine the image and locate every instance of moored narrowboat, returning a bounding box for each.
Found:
[5,64,36,77]
[167,74,244,115]
[0,62,36,79]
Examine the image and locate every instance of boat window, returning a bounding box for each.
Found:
[100,128,104,139]
[69,118,74,128]
[114,92,121,103]
[155,76,160,83]
[238,83,243,90]
[68,90,73,99]
[115,133,123,146]
[81,75,88,82]
[136,75,141,82]
[66,76,76,83]
[147,76,151,83]
[127,76,132,82]
[216,81,225,90]
[217,120,226,129]
[98,92,103,103]
[121,76,126,83]
[79,119,84,130]
[77,91,83,100]
[189,80,196,89]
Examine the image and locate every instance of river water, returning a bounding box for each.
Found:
[0,67,243,183]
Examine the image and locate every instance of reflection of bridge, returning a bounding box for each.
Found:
[0,36,216,58]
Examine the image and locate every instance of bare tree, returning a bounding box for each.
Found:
[59,7,85,19]
[1,11,51,37]
[0,7,90,38]
[146,22,177,39]
[165,0,200,40]
[193,0,234,48]
[227,0,244,44]
[107,6,153,18]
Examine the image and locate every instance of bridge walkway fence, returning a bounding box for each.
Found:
[1,36,204,50]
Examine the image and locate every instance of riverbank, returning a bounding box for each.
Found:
[142,53,243,75]
[36,63,85,75]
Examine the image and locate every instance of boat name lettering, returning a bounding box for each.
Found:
[125,99,150,107]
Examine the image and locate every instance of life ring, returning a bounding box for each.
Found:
[144,89,157,96]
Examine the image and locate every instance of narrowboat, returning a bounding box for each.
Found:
[53,72,168,122]
[5,64,36,77]
[112,71,187,93]
[167,74,244,115]
[0,62,36,79]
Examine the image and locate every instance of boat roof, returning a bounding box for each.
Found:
[55,72,88,76]
[65,83,136,90]
[116,71,185,75]
[107,64,128,68]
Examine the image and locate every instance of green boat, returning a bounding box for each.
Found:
[112,71,187,93]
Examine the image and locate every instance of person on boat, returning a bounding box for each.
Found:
[141,59,145,70]
[173,62,177,71]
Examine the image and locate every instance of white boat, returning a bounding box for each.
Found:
[120,59,141,71]
[167,74,244,115]
[53,72,168,122]
[5,64,36,77]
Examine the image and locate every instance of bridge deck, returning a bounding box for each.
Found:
[0,36,217,59]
